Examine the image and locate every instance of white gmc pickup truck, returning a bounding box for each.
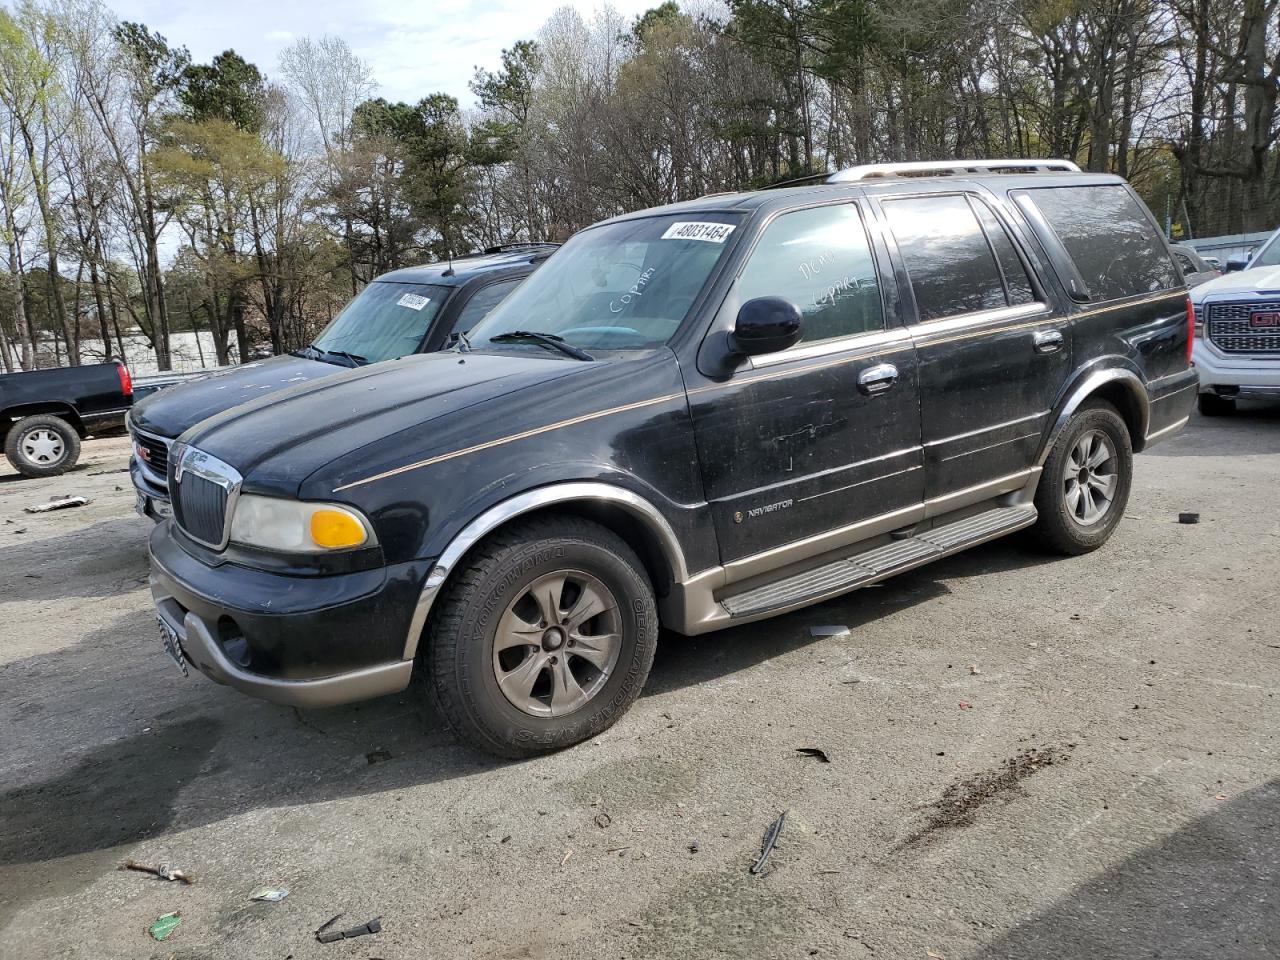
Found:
[1189,227,1280,415]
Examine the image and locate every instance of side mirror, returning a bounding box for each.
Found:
[730,297,802,356]
[1225,254,1250,273]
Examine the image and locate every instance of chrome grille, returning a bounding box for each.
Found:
[131,427,172,491]
[1207,300,1280,354]
[172,446,241,549]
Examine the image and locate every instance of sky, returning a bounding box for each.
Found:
[107,0,660,106]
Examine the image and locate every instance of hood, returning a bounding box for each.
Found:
[130,354,335,438]
[1190,264,1280,303]
[186,350,594,494]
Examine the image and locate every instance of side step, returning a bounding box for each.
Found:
[720,505,1037,619]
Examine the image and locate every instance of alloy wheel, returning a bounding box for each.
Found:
[1064,428,1117,526]
[491,569,623,718]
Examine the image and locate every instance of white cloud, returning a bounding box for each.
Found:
[106,0,659,104]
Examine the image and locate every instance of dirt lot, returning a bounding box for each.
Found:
[1,409,1278,960]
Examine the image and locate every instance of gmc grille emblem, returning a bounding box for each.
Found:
[1250,310,1280,328]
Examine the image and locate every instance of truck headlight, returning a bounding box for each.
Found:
[229,495,374,552]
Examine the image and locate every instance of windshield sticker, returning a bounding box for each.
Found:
[661,221,736,244]
[397,292,431,311]
[610,267,657,313]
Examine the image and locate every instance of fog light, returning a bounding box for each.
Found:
[310,508,367,548]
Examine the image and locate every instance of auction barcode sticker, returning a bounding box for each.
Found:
[660,221,736,243]
[397,293,431,310]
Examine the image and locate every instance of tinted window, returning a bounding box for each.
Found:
[1024,185,1178,300]
[452,278,521,336]
[972,201,1036,306]
[736,203,883,345]
[883,195,1007,321]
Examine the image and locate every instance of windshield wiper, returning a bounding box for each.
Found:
[291,344,323,360]
[488,331,593,361]
[319,348,369,367]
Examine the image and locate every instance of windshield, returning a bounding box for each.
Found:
[1252,232,1280,268]
[311,281,450,363]
[468,213,743,352]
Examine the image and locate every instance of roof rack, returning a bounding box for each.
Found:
[827,159,1081,182]
[483,242,561,255]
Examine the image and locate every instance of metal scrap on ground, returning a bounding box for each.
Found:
[750,810,788,875]
[24,495,91,513]
[118,860,192,884]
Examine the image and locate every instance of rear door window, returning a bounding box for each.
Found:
[971,201,1037,306]
[735,203,884,345]
[1019,184,1177,300]
[882,195,1010,322]
[450,278,521,338]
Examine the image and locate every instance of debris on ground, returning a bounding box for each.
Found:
[118,860,193,884]
[315,914,381,944]
[249,887,290,902]
[561,849,573,866]
[795,747,831,763]
[148,912,182,941]
[899,746,1069,849]
[958,701,972,710]
[927,950,947,959]
[366,748,392,765]
[1178,512,1200,524]
[689,840,701,853]
[25,495,91,513]
[809,625,850,638]
[750,810,788,875]
[969,665,981,675]
[594,812,612,829]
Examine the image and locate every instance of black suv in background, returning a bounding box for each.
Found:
[147,160,1196,757]
[127,245,553,518]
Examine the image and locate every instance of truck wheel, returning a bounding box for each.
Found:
[424,515,658,758]
[1197,392,1236,417]
[4,414,81,478]
[1030,401,1133,556]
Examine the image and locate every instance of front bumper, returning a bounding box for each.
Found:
[148,522,425,708]
[1192,339,1280,394]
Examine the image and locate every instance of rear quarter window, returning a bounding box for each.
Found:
[1021,185,1178,301]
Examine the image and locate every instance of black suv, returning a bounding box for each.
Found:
[127,245,553,518]
[147,160,1196,757]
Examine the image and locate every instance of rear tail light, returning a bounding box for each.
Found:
[116,360,133,397]
[1185,298,1195,364]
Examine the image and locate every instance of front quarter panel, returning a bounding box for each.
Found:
[301,350,717,573]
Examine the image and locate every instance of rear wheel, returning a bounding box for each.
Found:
[4,414,81,478]
[1197,392,1236,417]
[424,516,658,758]
[1030,402,1133,555]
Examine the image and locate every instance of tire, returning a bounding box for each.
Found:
[424,515,658,758]
[4,414,81,478]
[1197,392,1236,417]
[1029,401,1133,556]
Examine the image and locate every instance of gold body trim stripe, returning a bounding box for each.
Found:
[334,291,1186,493]
[333,392,684,492]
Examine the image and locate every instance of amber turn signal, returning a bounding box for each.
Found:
[309,508,368,548]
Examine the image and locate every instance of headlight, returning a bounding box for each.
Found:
[229,495,374,552]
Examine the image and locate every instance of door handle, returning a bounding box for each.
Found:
[1033,329,1065,354]
[857,362,899,396]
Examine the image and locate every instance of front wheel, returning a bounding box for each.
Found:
[424,516,658,758]
[1029,402,1133,555]
[5,414,82,478]
[1197,392,1236,417]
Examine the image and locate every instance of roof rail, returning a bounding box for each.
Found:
[483,242,561,255]
[827,159,1081,182]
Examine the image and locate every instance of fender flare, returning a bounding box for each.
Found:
[1037,364,1150,465]
[401,481,689,660]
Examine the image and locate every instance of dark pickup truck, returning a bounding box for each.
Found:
[1,361,133,478]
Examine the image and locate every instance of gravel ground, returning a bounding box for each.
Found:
[1,407,1278,960]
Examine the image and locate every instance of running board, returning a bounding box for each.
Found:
[720,505,1038,619]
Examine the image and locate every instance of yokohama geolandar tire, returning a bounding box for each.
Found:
[424,515,658,758]
[1030,401,1133,556]
[4,414,81,479]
